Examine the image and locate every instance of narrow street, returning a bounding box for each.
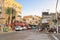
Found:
[0,30,51,40]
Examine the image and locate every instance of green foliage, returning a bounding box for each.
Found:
[5,7,16,24]
[6,7,12,15]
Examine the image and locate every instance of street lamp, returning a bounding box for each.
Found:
[56,0,58,34]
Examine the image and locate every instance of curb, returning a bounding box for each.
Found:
[0,31,16,34]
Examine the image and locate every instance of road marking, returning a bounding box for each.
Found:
[52,34,59,40]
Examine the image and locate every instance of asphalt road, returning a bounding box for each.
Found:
[0,30,51,40]
[48,34,56,40]
[47,33,60,40]
[54,33,60,40]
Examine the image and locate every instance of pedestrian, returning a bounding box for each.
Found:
[46,25,50,33]
[36,23,41,32]
[48,28,54,33]
[53,27,57,33]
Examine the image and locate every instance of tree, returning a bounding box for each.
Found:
[11,8,16,23]
[5,7,16,24]
[6,7,12,24]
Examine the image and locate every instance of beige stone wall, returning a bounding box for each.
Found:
[23,15,41,25]
[0,0,22,24]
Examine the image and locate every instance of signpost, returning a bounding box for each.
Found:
[56,0,58,34]
[42,19,48,23]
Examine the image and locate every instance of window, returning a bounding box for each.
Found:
[18,15,21,17]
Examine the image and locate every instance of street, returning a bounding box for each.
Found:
[54,33,60,40]
[50,33,60,40]
[0,0,60,40]
[0,30,51,40]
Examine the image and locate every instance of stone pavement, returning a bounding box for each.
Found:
[25,30,51,40]
[0,30,51,40]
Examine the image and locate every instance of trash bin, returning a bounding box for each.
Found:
[3,27,8,32]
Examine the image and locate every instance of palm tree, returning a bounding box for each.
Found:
[5,7,16,24]
[6,7,12,24]
[5,7,16,31]
[11,8,16,23]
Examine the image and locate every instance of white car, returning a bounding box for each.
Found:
[15,26,23,31]
[22,27,27,30]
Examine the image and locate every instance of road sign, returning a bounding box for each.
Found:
[42,19,48,23]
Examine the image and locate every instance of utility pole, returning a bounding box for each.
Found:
[56,0,58,34]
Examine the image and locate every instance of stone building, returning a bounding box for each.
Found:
[0,0,22,24]
[23,15,41,25]
[42,12,60,28]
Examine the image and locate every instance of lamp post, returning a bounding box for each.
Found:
[56,0,58,34]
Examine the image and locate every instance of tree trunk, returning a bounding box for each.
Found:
[8,16,10,24]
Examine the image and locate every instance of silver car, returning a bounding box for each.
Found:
[15,26,23,31]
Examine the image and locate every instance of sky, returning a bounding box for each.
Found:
[16,0,60,17]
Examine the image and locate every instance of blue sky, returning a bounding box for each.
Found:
[16,0,60,16]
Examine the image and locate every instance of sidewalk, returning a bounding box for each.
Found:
[0,31,15,34]
[0,26,15,34]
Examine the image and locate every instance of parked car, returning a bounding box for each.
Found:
[19,22,31,30]
[22,26,27,30]
[15,26,23,31]
[27,26,31,30]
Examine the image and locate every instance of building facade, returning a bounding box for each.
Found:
[42,12,60,28]
[0,0,22,24]
[23,15,41,25]
[0,0,6,24]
